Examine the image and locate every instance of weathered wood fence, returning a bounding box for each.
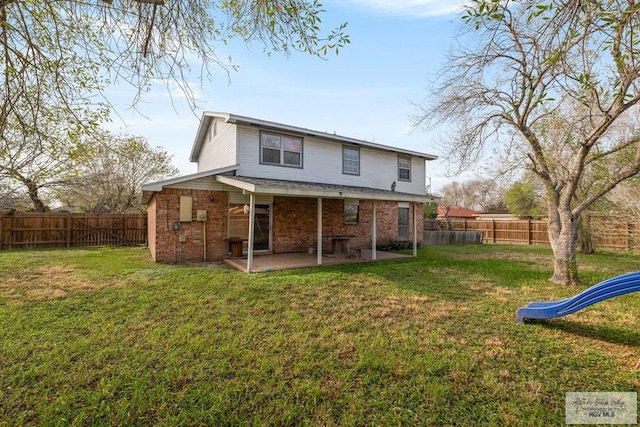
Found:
[0,213,147,249]
[423,230,484,246]
[424,217,640,252]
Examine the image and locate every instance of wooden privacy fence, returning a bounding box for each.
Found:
[448,219,550,245]
[0,213,147,249]
[423,230,484,246]
[585,216,640,252]
[425,217,640,252]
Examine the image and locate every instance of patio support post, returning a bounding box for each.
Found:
[413,203,418,257]
[372,200,377,261]
[247,193,256,273]
[317,197,323,266]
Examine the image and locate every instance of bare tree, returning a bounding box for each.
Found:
[439,181,466,213]
[414,1,640,285]
[0,179,31,211]
[607,180,640,221]
[439,179,506,212]
[584,161,640,253]
[55,132,179,213]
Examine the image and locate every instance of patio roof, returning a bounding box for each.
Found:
[216,175,429,203]
[218,175,424,272]
[140,165,240,205]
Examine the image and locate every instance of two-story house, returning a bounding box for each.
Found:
[141,112,437,272]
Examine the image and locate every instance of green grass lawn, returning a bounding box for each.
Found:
[0,245,638,426]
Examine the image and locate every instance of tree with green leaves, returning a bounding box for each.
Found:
[1,1,349,116]
[414,0,640,285]
[55,132,179,213]
[423,202,438,219]
[1,1,349,206]
[0,103,101,211]
[503,176,546,219]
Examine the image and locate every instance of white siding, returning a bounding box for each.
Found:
[235,125,428,195]
[228,191,273,205]
[166,176,227,191]
[197,118,238,172]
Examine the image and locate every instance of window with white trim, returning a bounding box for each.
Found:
[343,146,360,175]
[260,132,303,167]
[344,199,359,224]
[398,203,409,240]
[398,155,411,181]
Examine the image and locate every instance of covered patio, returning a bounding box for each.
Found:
[216,175,425,273]
[224,249,411,272]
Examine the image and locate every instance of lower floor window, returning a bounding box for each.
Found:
[344,199,359,224]
[398,206,409,240]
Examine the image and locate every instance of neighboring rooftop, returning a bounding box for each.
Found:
[437,205,479,218]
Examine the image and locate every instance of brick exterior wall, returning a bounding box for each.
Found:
[271,197,318,253]
[149,189,423,262]
[148,188,229,263]
[271,196,423,253]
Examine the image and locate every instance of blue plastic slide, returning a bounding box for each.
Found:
[516,271,640,323]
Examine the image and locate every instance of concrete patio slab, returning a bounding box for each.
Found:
[223,249,411,272]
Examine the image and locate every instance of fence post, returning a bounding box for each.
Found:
[527,219,532,245]
[66,213,71,248]
[124,214,129,246]
[8,214,12,250]
[0,213,3,250]
[492,220,496,243]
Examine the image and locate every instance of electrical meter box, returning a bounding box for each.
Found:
[196,210,207,221]
[179,196,192,222]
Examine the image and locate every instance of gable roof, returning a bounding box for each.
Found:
[140,165,239,204]
[189,112,438,163]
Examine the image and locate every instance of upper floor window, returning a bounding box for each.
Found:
[260,132,303,168]
[343,146,360,175]
[398,156,411,181]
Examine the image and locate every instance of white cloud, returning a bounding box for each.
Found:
[342,0,467,17]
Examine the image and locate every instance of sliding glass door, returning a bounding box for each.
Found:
[228,204,271,252]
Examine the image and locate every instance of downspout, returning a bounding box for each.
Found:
[413,202,418,257]
[203,220,206,261]
[317,197,323,266]
[371,201,377,261]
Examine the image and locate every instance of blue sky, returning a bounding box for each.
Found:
[105,0,469,193]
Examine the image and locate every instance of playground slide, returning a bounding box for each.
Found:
[516,271,640,323]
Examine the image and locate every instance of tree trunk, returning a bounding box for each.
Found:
[23,179,46,212]
[578,215,594,254]
[547,206,580,285]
